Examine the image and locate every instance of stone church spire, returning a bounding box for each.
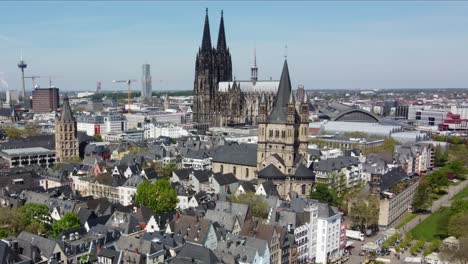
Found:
[217,10,227,51]
[201,8,212,52]
[267,59,292,124]
[251,46,258,83]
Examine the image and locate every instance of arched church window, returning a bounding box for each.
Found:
[269,130,273,137]
[281,131,285,138]
[275,130,279,138]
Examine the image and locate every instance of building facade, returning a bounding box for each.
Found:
[256,60,314,197]
[55,95,79,162]
[32,87,59,113]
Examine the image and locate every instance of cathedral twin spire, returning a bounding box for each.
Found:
[201,8,227,52]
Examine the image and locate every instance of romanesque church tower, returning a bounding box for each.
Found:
[257,60,309,174]
[193,9,232,126]
[55,95,79,162]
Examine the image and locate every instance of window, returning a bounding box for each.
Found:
[220,165,223,173]
[281,131,285,138]
[246,168,249,178]
[301,185,306,195]
[233,166,236,175]
[269,130,273,137]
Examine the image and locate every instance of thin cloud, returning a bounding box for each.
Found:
[0,34,31,48]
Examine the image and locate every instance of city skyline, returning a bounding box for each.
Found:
[1,1,468,92]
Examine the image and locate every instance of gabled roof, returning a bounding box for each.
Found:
[258,164,285,180]
[168,214,213,245]
[237,181,256,193]
[313,156,359,172]
[293,164,315,179]
[212,143,257,167]
[212,172,238,186]
[259,180,280,197]
[172,243,220,264]
[192,170,212,183]
[17,231,57,259]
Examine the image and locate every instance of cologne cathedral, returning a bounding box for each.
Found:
[193,9,279,127]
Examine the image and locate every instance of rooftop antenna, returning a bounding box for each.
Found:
[284,44,288,59]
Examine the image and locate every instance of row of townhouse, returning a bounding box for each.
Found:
[394,143,434,175]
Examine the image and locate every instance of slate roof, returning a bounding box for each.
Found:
[106,211,144,235]
[215,235,258,263]
[0,241,22,264]
[259,180,280,197]
[212,143,257,166]
[317,202,340,218]
[267,60,296,124]
[293,164,316,179]
[212,173,239,186]
[0,133,91,151]
[116,236,164,256]
[313,156,359,172]
[237,181,256,193]
[173,168,191,181]
[17,231,57,259]
[213,201,249,226]
[380,166,408,192]
[204,210,238,231]
[60,95,75,122]
[192,170,211,183]
[257,164,285,180]
[308,149,322,158]
[171,243,220,264]
[142,167,158,180]
[168,214,213,245]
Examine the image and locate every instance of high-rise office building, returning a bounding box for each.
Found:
[32,87,59,113]
[141,63,152,99]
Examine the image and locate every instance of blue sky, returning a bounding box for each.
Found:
[1,1,468,92]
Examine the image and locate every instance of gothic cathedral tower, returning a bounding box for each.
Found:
[193,9,232,126]
[257,60,309,175]
[55,95,79,162]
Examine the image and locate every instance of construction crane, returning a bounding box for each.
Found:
[113,79,137,113]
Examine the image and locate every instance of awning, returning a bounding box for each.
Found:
[345,241,354,247]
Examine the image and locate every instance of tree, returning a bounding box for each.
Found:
[161,163,178,178]
[23,123,40,137]
[412,180,432,211]
[18,203,50,235]
[310,184,340,206]
[348,191,380,231]
[52,212,81,238]
[434,145,448,167]
[448,136,463,145]
[427,170,449,194]
[93,134,103,142]
[5,127,23,139]
[134,179,178,214]
[445,160,468,180]
[434,135,445,142]
[439,237,468,264]
[232,192,269,219]
[448,213,468,238]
